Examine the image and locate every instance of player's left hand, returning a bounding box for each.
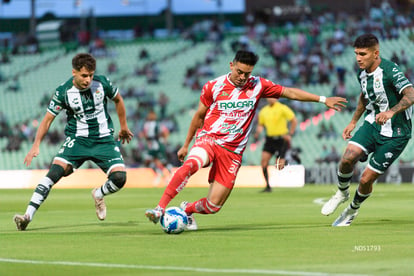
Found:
[375,110,394,125]
[325,97,348,111]
[118,129,134,144]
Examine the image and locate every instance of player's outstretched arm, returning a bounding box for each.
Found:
[24,112,55,167]
[281,87,347,111]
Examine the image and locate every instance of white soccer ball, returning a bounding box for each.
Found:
[160,207,188,234]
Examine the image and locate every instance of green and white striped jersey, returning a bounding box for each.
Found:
[47,75,118,141]
[358,58,413,138]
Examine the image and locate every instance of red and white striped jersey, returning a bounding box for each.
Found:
[197,73,284,154]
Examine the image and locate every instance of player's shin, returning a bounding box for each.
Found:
[158,158,201,209]
[96,171,126,197]
[350,188,371,209]
[337,170,353,191]
[25,164,64,220]
[186,197,222,214]
[26,177,54,220]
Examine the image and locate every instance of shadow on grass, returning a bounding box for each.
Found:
[5,218,412,234]
[191,218,414,233]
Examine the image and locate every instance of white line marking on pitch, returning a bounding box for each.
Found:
[0,258,369,276]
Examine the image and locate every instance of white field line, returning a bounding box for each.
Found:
[0,258,369,276]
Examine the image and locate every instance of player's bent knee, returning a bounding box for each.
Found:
[63,166,73,176]
[188,147,209,167]
[109,171,127,189]
[46,164,65,183]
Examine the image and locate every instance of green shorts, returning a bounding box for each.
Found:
[144,141,167,162]
[55,136,124,174]
[350,122,410,174]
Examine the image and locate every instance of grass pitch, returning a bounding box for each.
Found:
[0,184,413,276]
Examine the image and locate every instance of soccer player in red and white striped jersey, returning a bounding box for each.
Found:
[145,50,347,230]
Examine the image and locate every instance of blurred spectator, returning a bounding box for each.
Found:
[139,110,171,181]
[107,61,118,74]
[4,124,24,152]
[139,48,150,60]
[7,76,21,92]
[317,122,337,139]
[158,92,169,120]
[332,80,347,98]
[390,51,400,65]
[1,52,10,63]
[89,37,108,57]
[316,145,340,164]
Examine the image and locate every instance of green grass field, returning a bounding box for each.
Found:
[1,184,413,276]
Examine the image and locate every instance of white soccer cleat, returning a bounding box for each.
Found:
[180,201,198,231]
[321,190,350,216]
[92,188,106,220]
[332,206,358,227]
[14,214,30,231]
[145,207,163,224]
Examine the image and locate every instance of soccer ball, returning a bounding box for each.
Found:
[160,207,188,234]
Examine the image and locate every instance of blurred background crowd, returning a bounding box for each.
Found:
[1,0,414,184]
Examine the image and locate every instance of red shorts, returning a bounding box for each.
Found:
[192,136,242,189]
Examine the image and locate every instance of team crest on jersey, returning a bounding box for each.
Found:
[374,78,381,89]
[384,152,393,159]
[95,89,104,101]
[219,91,229,97]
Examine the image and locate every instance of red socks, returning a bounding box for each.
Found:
[184,197,222,214]
[158,158,200,209]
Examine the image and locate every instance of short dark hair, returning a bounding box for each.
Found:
[72,53,96,71]
[353,33,379,48]
[233,50,259,66]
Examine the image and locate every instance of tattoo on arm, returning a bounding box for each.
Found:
[390,86,414,114]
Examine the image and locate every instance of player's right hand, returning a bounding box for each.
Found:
[24,148,39,167]
[177,146,188,163]
[342,123,356,140]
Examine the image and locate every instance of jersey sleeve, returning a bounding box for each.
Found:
[96,75,119,99]
[389,64,412,94]
[200,80,214,107]
[260,77,284,98]
[47,89,65,116]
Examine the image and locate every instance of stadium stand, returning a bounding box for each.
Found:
[1,16,414,170]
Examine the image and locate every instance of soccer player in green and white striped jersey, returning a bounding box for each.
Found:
[321,33,414,226]
[14,53,134,231]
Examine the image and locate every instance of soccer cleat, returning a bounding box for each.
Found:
[332,206,358,227]
[321,190,350,216]
[91,188,106,220]
[14,214,30,231]
[261,187,272,193]
[145,207,163,224]
[180,201,198,231]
